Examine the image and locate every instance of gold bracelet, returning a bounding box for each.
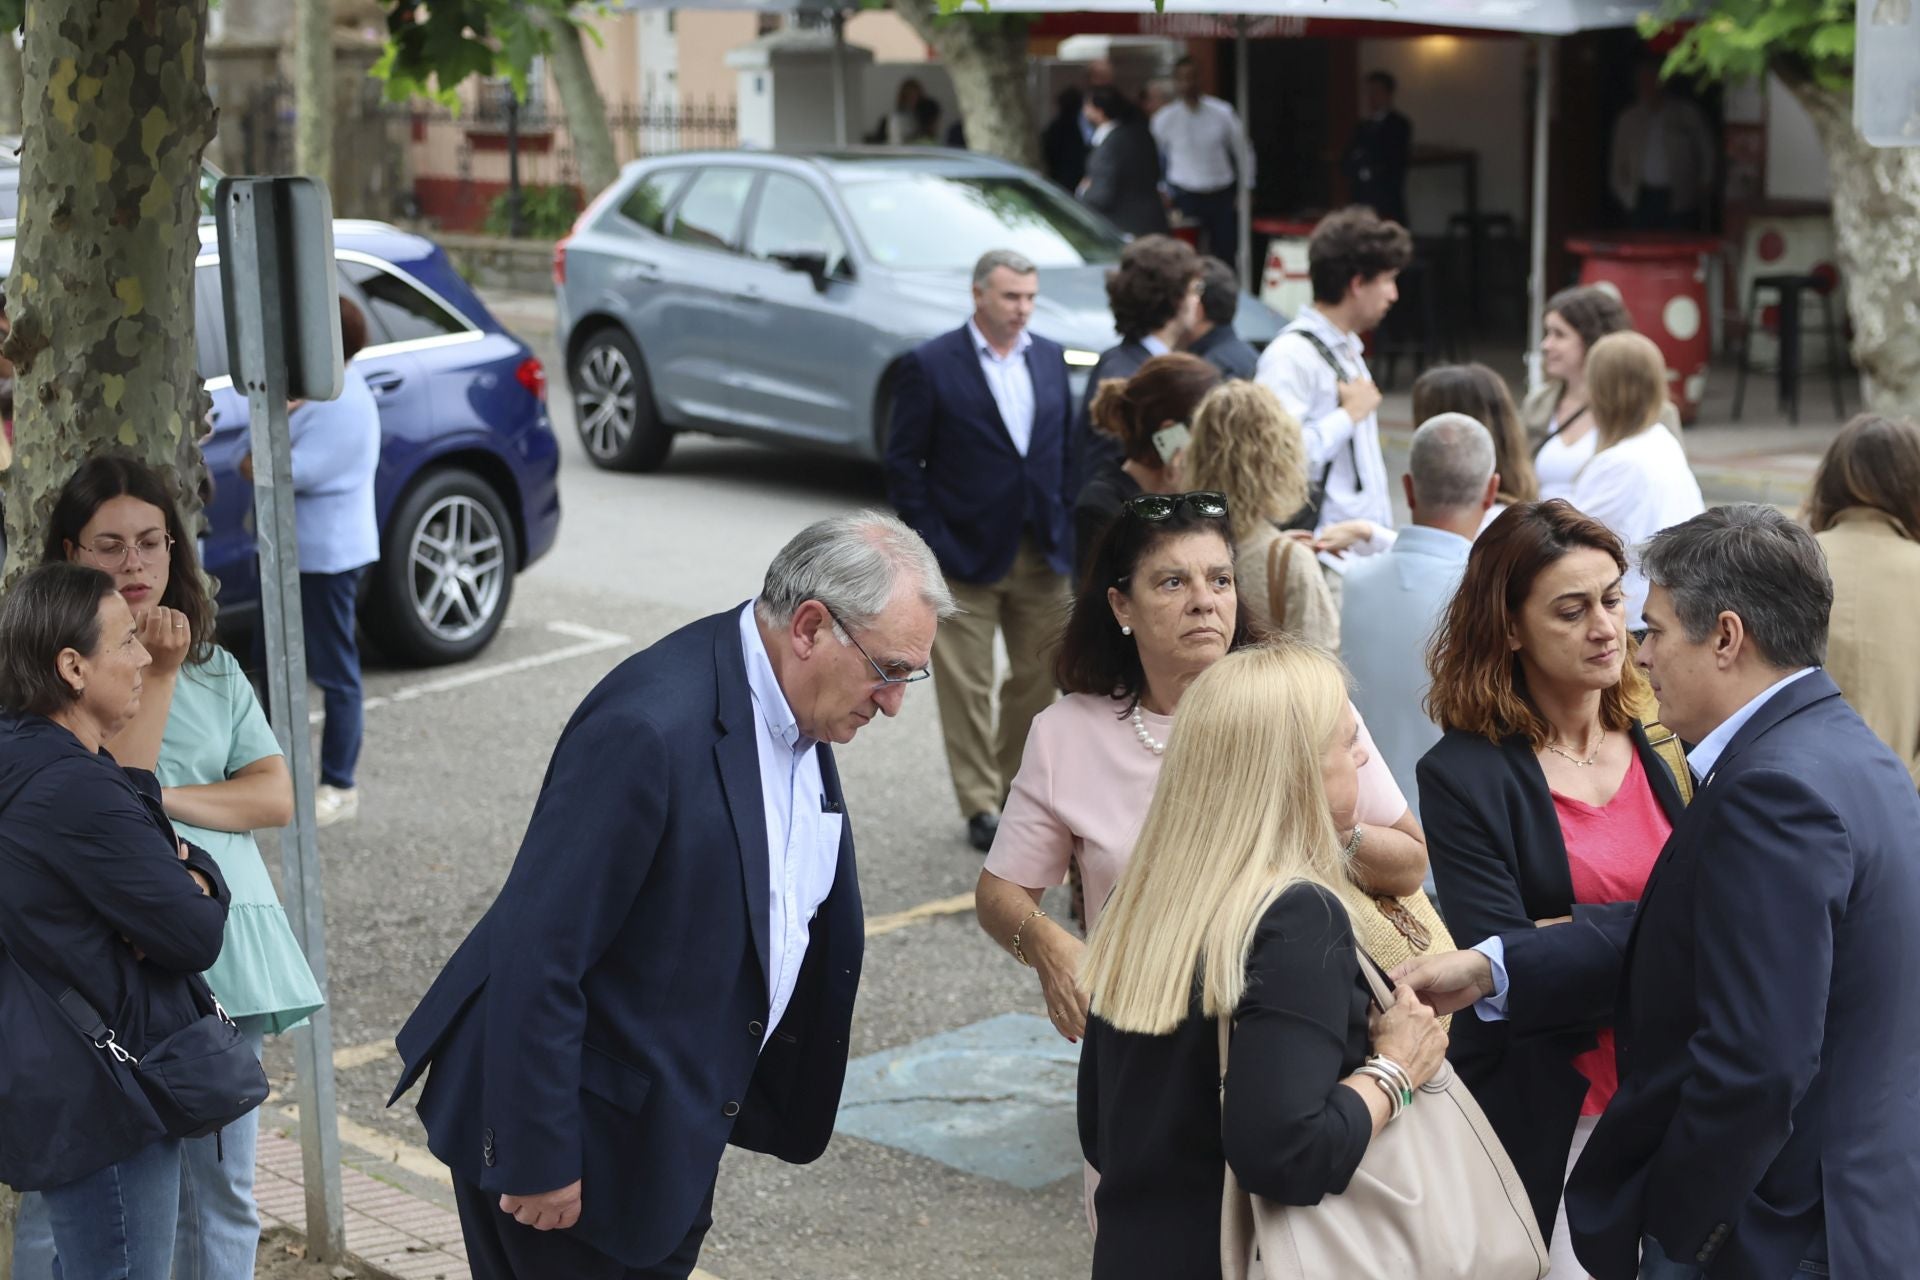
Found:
[1012,908,1048,967]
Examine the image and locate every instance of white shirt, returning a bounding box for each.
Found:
[1141,334,1171,357]
[968,319,1036,457]
[738,604,843,1047]
[1534,423,1599,503]
[1090,119,1117,149]
[1150,96,1255,193]
[1254,307,1396,567]
[1568,424,1705,629]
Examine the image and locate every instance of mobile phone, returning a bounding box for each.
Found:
[1151,422,1191,464]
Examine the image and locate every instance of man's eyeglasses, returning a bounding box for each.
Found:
[75,533,175,568]
[824,606,933,685]
[1122,490,1229,523]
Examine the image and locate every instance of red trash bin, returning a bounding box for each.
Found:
[1566,233,1722,425]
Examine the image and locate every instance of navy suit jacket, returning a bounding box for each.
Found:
[883,324,1074,585]
[390,609,864,1271]
[1501,672,1920,1279]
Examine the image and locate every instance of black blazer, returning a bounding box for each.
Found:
[1067,338,1153,544]
[0,712,232,1190]
[1077,884,1373,1279]
[1417,721,1686,1241]
[1502,672,1920,1279]
[1080,119,1170,239]
[391,608,864,1272]
[1188,324,1259,382]
[883,324,1074,586]
[1342,110,1413,225]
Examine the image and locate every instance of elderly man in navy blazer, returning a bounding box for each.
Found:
[1399,504,1920,1280]
[390,513,954,1279]
[884,248,1074,853]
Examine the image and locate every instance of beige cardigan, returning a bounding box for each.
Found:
[1237,523,1340,651]
[1817,508,1920,788]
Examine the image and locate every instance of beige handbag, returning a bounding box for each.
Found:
[1217,952,1549,1280]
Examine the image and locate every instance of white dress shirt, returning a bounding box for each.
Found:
[1568,424,1705,629]
[738,604,843,1047]
[968,319,1036,457]
[1254,307,1396,567]
[1150,95,1255,193]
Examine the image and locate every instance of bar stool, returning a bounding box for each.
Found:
[1732,272,1848,425]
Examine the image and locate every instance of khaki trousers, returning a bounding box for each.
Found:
[932,539,1068,819]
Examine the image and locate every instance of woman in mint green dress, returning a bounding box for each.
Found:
[17,457,327,1280]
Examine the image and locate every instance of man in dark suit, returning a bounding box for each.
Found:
[1341,70,1413,226]
[389,514,952,1279]
[1078,86,1169,239]
[884,250,1072,853]
[1398,504,1920,1280]
[1183,255,1258,381]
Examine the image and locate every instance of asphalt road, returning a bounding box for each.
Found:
[260,301,1093,1279]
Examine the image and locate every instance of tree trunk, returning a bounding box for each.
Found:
[1784,76,1920,420]
[890,0,1039,171]
[293,0,332,180]
[0,31,24,136]
[533,7,618,201]
[1,0,216,589]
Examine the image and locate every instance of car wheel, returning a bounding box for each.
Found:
[570,326,671,472]
[366,467,518,666]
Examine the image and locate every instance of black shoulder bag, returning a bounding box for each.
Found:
[1279,329,1365,532]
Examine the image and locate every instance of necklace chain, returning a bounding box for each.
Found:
[1130,705,1166,756]
[1545,730,1604,767]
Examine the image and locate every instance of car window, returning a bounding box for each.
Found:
[194,264,229,381]
[617,169,687,233]
[837,174,1123,271]
[340,258,468,345]
[667,168,755,254]
[744,174,849,276]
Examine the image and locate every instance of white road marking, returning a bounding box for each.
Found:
[308,620,632,724]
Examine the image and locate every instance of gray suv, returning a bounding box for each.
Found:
[554,148,1282,471]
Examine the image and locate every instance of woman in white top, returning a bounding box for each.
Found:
[1567,331,1705,630]
[1523,286,1676,502]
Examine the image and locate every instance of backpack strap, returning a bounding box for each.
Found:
[1282,327,1363,492]
[1266,533,1295,636]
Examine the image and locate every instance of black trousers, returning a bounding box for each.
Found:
[1170,184,1238,266]
[453,1173,717,1280]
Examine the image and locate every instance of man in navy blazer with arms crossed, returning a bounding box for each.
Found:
[1400,505,1920,1280]
[390,514,955,1279]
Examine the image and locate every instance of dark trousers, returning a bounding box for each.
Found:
[1171,184,1238,266]
[301,568,365,789]
[1631,185,1699,231]
[453,1174,717,1280]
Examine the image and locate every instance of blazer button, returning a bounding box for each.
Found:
[722,1100,741,1117]
[482,1127,496,1167]
[748,1020,765,1038]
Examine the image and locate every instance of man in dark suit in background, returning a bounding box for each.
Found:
[390,515,953,1279]
[1342,70,1413,226]
[1183,255,1258,381]
[1078,86,1169,239]
[884,250,1074,853]
[1399,504,1920,1280]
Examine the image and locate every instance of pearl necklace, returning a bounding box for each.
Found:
[1131,705,1166,756]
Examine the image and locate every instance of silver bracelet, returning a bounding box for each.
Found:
[1341,823,1365,861]
[1354,1064,1407,1120]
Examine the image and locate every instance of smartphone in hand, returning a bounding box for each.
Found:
[1151,422,1191,464]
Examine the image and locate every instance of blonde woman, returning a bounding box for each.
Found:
[1076,644,1448,1278]
[1185,380,1341,648]
[1566,331,1703,630]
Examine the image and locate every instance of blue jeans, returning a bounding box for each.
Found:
[37,1139,183,1280]
[301,568,365,789]
[1639,1227,1830,1279]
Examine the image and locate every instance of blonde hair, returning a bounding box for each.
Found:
[1081,643,1353,1034]
[1184,381,1311,545]
[1586,331,1668,450]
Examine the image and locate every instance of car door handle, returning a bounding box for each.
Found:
[734,286,765,302]
[617,261,661,283]
[365,372,405,395]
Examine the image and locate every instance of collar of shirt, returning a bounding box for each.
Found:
[969,318,1032,365]
[1296,305,1363,366]
[738,602,810,758]
[1141,334,1171,357]
[1684,666,1818,782]
[1390,524,1473,563]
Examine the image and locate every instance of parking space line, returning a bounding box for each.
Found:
[309,620,632,724]
[864,892,976,938]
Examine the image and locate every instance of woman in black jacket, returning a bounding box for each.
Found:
[1417,501,1689,1276]
[0,562,231,1280]
[1077,644,1447,1277]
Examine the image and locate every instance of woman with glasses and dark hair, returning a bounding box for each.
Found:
[1417,499,1692,1278]
[0,562,233,1280]
[19,456,322,1280]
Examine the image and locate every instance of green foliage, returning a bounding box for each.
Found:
[483,183,582,240]
[1640,0,1854,93]
[372,0,595,108]
[0,0,18,33]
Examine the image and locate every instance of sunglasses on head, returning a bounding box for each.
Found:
[1122,490,1229,522]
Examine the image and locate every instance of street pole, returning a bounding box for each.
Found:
[1526,34,1557,388]
[293,0,333,183]
[831,10,849,147]
[506,94,525,238]
[1235,16,1252,293]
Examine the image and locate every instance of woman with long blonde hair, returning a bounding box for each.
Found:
[1184,380,1341,648]
[1076,644,1447,1278]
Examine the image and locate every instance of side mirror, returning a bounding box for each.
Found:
[770,248,835,292]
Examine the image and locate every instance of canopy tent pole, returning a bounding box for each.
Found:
[1526,33,1557,388]
[831,9,849,146]
[1236,15,1253,291]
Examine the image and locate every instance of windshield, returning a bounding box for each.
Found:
[837,173,1124,271]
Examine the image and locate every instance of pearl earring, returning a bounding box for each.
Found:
[1120,625,1132,636]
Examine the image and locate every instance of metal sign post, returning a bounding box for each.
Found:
[214,177,347,1261]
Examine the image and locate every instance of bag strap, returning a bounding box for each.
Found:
[1531,402,1588,458]
[1265,534,1295,635]
[1643,721,1695,805]
[1284,327,1364,491]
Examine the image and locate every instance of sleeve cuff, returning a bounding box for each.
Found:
[1471,936,1511,1022]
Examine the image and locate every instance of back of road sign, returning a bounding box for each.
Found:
[213,177,344,401]
[1856,0,1920,148]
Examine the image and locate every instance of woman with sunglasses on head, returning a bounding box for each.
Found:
[16,457,324,1280]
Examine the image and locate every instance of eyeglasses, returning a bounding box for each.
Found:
[824,606,933,686]
[75,533,175,568]
[1122,490,1229,523]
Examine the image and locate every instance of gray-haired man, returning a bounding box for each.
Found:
[884,249,1075,852]
[393,513,955,1280]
